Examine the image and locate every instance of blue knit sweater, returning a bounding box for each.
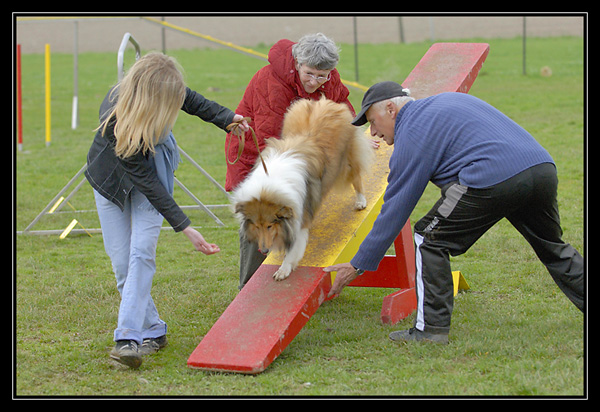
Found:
[351,92,554,272]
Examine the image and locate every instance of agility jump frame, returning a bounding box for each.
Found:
[19,32,231,235]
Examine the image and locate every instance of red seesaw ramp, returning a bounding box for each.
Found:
[188,43,488,374]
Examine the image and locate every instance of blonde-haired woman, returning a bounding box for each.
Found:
[85,53,248,368]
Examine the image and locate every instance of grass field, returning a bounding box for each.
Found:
[15,35,585,397]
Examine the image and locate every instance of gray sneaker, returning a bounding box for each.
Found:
[110,340,142,369]
[389,327,449,345]
[139,335,168,356]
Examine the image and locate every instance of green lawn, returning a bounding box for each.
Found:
[15,35,585,397]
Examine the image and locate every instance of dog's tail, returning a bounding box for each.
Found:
[348,125,375,179]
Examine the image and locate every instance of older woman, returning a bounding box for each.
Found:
[225,33,355,289]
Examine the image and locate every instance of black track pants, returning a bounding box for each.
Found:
[413,163,584,334]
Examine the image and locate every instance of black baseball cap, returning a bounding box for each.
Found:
[352,81,410,126]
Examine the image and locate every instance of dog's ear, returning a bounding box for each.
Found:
[234,202,247,216]
[276,206,294,220]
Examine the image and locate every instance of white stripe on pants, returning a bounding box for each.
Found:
[414,232,425,331]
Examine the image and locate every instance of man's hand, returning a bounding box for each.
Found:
[323,262,360,298]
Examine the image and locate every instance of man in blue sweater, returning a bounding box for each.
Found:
[325,81,584,344]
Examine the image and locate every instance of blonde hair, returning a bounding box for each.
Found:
[99,52,186,158]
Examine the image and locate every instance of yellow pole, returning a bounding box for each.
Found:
[45,44,51,147]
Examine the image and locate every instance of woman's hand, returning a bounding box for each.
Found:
[231,114,250,134]
[182,226,220,255]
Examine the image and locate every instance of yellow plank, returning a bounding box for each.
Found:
[265,43,489,287]
[265,141,394,269]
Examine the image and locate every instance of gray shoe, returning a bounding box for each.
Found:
[389,327,449,345]
[110,340,142,369]
[139,335,168,356]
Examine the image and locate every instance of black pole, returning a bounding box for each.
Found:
[353,16,359,83]
[522,16,527,75]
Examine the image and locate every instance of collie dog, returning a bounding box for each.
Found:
[232,98,374,281]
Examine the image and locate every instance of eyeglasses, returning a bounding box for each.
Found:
[297,64,331,83]
[305,72,331,83]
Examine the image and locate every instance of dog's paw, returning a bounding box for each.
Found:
[354,193,367,210]
[273,266,292,281]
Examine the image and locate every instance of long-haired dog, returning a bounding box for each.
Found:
[232,97,374,281]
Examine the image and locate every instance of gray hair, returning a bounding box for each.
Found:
[372,95,415,111]
[292,33,340,71]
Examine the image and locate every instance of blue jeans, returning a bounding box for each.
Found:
[94,189,167,344]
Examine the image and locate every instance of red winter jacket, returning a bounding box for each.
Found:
[224,39,355,191]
